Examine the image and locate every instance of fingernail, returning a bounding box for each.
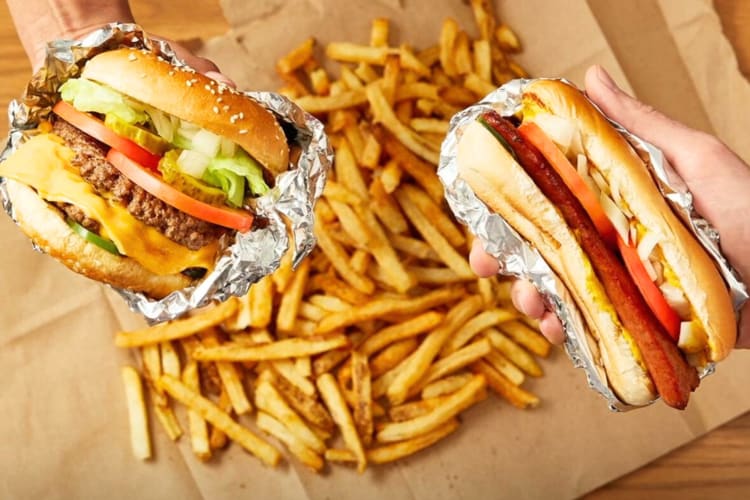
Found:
[595,65,618,92]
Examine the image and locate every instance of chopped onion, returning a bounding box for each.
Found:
[591,169,609,196]
[641,257,657,282]
[678,321,707,353]
[637,230,660,261]
[576,154,599,194]
[192,129,222,157]
[220,138,237,157]
[599,193,630,243]
[659,283,691,319]
[177,149,211,178]
[533,113,576,154]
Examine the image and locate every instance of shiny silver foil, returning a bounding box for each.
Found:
[0,24,331,323]
[438,78,748,411]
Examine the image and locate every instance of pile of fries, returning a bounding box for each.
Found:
[118,0,549,472]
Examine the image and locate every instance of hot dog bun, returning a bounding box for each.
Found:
[455,79,735,407]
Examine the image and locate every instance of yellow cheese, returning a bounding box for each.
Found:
[0,134,218,275]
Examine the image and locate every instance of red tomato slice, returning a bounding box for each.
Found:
[518,122,618,248]
[106,149,254,232]
[52,101,161,170]
[618,236,681,340]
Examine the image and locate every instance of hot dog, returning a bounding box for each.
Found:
[456,80,735,409]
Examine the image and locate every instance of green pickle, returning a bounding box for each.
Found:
[67,219,120,255]
[104,114,171,155]
[159,151,228,206]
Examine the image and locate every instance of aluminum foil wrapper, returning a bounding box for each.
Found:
[0,24,331,323]
[438,78,748,411]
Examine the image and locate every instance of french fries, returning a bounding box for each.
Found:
[116,4,544,472]
[121,366,152,460]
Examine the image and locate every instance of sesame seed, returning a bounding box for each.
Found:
[239,129,248,134]
[213,106,220,114]
[128,53,137,61]
[222,105,229,111]
[238,112,245,119]
[204,84,212,91]
[217,97,223,103]
[186,80,193,87]
[168,70,175,76]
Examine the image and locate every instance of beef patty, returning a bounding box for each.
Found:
[52,118,225,250]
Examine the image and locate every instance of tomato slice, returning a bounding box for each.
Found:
[52,101,162,170]
[106,149,254,232]
[518,122,618,248]
[617,236,682,340]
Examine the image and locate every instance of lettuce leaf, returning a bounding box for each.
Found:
[59,78,148,124]
[203,150,269,207]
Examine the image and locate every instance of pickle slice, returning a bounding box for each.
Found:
[159,150,228,206]
[104,114,171,155]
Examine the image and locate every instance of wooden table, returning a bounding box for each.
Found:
[0,0,748,496]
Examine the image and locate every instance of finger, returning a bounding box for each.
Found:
[539,311,565,345]
[469,239,499,277]
[510,280,545,319]
[584,65,704,167]
[205,70,237,89]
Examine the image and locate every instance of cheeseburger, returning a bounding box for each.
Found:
[0,48,290,299]
[456,79,736,409]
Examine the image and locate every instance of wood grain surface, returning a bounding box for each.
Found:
[0,0,748,496]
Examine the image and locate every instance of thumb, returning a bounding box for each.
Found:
[584,65,702,167]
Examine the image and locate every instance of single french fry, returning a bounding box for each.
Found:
[398,183,465,247]
[159,341,181,378]
[271,359,316,396]
[377,374,486,442]
[361,132,382,169]
[271,372,335,431]
[394,82,440,101]
[141,344,165,405]
[388,233,440,261]
[276,37,315,74]
[115,299,238,347]
[498,320,551,358]
[370,338,419,379]
[316,286,464,333]
[326,43,390,65]
[496,24,522,53]
[409,266,470,285]
[409,118,450,135]
[209,388,233,451]
[340,66,365,90]
[380,159,403,194]
[477,277,495,307]
[277,258,312,333]
[324,180,363,206]
[472,39,492,82]
[484,328,543,377]
[368,419,459,464]
[471,361,539,409]
[335,137,370,201]
[153,401,183,441]
[464,72,497,98]
[417,44,440,67]
[470,0,497,41]
[309,67,331,95]
[308,294,352,313]
[182,362,211,461]
[377,128,444,204]
[295,88,368,113]
[351,351,374,446]
[441,308,518,356]
[367,85,440,165]
[354,63,379,84]
[386,296,482,404]
[408,338,492,399]
[121,366,152,460]
[314,222,375,295]
[370,17,389,47]
[317,373,367,472]
[439,18,460,76]
[193,335,349,362]
[454,31,473,74]
[397,45,432,77]
[325,448,357,463]
[389,387,486,422]
[299,301,326,322]
[359,311,443,356]
[421,372,474,399]
[395,189,473,279]
[295,356,312,378]
[395,99,413,124]
[484,348,525,386]
[256,411,323,472]
[159,375,281,466]
[255,380,326,454]
[349,249,372,275]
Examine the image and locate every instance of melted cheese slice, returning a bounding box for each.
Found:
[0,134,218,275]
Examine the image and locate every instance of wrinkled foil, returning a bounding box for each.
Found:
[0,24,331,323]
[438,78,748,411]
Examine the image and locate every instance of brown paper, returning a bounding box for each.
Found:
[2,1,749,498]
